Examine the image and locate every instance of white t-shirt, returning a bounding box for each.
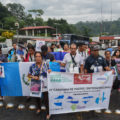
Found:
[63,53,84,72]
[77,50,89,64]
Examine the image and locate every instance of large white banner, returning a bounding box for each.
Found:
[48,71,114,115]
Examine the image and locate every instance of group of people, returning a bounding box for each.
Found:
[0,41,120,118]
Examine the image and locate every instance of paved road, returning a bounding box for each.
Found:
[0,90,120,120]
[0,50,119,120]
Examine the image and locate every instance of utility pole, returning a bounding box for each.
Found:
[15,22,19,43]
[100,0,103,36]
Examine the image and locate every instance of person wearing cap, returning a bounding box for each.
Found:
[84,45,110,73]
[84,45,111,113]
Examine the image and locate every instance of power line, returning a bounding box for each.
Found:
[111,0,113,22]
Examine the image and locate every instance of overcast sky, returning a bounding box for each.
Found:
[1,0,120,24]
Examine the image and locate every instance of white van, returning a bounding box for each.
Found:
[0,43,12,54]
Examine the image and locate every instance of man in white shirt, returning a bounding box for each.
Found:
[61,43,84,73]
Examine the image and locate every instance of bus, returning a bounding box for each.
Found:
[60,34,90,46]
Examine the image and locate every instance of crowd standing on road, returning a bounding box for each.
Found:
[1,41,120,119]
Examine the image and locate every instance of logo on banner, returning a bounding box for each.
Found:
[97,77,107,84]
[22,74,31,86]
[74,74,92,84]
[96,72,109,84]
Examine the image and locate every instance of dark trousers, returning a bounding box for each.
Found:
[37,92,49,115]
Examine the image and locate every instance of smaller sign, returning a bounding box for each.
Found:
[36,41,45,52]
[49,62,60,72]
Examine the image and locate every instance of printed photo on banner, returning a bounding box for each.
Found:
[30,79,41,97]
[111,66,117,76]
[0,65,5,78]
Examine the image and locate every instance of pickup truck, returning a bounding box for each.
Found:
[0,43,12,55]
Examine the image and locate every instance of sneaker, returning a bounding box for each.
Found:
[41,105,46,110]
[46,114,51,120]
[104,109,112,114]
[115,109,120,114]
[6,103,14,109]
[18,104,25,110]
[36,109,41,115]
[29,105,36,110]
[94,109,102,113]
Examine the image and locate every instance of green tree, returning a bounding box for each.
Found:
[34,17,45,26]
[28,9,44,18]
[24,14,34,26]
[6,3,25,20]
[3,16,17,29]
[0,2,10,22]
[81,26,92,37]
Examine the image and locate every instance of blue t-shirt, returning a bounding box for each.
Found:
[17,49,24,55]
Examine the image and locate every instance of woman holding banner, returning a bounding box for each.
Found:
[28,51,51,120]
[0,47,8,101]
[113,50,120,92]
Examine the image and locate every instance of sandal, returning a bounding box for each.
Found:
[46,114,51,120]
[36,109,41,115]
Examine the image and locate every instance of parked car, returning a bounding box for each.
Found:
[0,43,12,55]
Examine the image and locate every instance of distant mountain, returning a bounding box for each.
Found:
[75,18,120,37]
